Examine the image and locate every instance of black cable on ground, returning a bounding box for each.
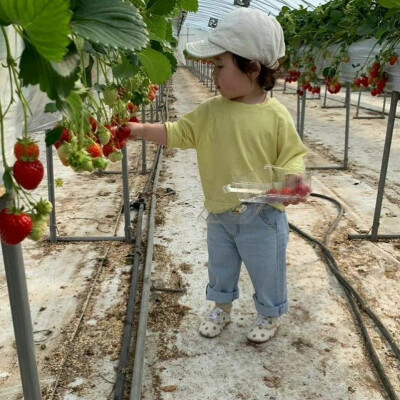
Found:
[290,192,399,400]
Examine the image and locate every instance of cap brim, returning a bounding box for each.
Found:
[186,40,226,59]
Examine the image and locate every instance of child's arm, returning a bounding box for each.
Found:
[127,122,168,146]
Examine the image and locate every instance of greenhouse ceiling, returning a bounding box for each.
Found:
[179,0,329,33]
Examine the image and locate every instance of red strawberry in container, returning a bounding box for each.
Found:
[0,208,33,245]
[13,159,44,190]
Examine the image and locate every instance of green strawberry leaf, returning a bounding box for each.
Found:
[138,48,172,84]
[377,0,400,8]
[179,0,199,12]
[44,103,58,113]
[147,0,177,15]
[3,170,14,194]
[144,15,168,40]
[19,41,80,101]
[0,0,71,61]
[112,57,140,80]
[71,0,149,51]
[45,126,63,147]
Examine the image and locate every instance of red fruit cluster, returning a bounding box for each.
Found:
[148,84,158,102]
[353,61,389,96]
[285,70,301,83]
[267,182,312,200]
[325,76,342,94]
[0,208,33,245]
[299,83,321,95]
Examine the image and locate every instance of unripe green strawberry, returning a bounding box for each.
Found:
[28,215,48,241]
[36,198,53,216]
[103,88,119,106]
[92,157,109,170]
[108,151,123,163]
[98,127,111,145]
[29,225,45,241]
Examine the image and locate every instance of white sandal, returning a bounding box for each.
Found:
[247,314,278,343]
[199,307,231,338]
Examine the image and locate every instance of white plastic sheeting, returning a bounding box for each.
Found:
[181,0,329,32]
[339,38,381,83]
[0,27,23,185]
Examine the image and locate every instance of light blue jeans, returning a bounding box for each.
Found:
[206,203,289,317]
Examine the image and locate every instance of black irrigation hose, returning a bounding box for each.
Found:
[290,192,400,400]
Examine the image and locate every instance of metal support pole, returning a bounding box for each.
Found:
[141,105,147,174]
[299,91,306,140]
[349,91,400,241]
[343,82,351,169]
[121,145,132,243]
[46,143,57,243]
[296,89,300,132]
[1,196,41,400]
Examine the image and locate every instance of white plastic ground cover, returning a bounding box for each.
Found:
[339,38,382,82]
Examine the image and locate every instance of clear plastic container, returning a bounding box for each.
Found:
[223,165,312,204]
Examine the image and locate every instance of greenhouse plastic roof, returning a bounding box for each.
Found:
[180,0,328,32]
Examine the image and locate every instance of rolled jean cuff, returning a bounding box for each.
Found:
[206,284,239,303]
[253,294,288,317]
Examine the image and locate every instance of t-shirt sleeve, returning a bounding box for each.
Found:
[275,108,307,174]
[165,102,208,150]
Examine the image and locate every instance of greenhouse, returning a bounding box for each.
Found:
[1,0,400,399]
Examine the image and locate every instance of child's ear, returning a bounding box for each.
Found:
[248,61,261,80]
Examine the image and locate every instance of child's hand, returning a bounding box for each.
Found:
[127,121,143,141]
[282,174,311,207]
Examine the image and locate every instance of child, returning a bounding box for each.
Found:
[128,8,308,343]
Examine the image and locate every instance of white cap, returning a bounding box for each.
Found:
[186,8,285,69]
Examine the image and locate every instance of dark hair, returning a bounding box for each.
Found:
[231,53,276,91]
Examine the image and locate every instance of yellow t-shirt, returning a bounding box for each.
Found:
[165,95,307,213]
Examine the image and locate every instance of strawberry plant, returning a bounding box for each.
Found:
[0,0,200,245]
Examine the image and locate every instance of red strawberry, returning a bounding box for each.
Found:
[129,116,140,123]
[354,78,361,87]
[116,124,131,141]
[126,102,138,113]
[13,159,44,190]
[389,55,398,66]
[54,127,71,149]
[295,183,311,197]
[103,143,118,158]
[89,116,98,133]
[0,208,33,245]
[87,143,102,158]
[14,137,40,161]
[114,140,126,150]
